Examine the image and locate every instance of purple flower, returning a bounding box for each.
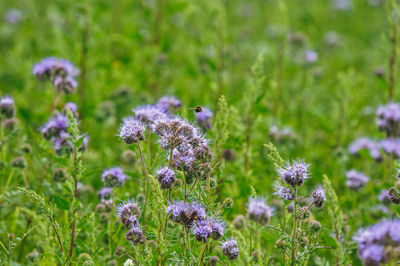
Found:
[102,167,128,187]
[33,57,78,81]
[156,96,182,114]
[5,9,22,24]
[118,117,145,144]
[345,170,369,190]
[380,138,400,157]
[99,187,113,201]
[193,220,212,242]
[378,190,391,205]
[312,186,325,208]
[221,238,239,260]
[125,220,145,245]
[41,114,68,140]
[278,159,311,187]
[349,138,382,161]
[247,197,273,225]
[166,201,206,228]
[273,184,294,201]
[53,75,77,94]
[156,167,176,189]
[132,105,168,125]
[116,200,141,228]
[195,107,213,130]
[304,50,318,63]
[64,102,78,117]
[354,219,400,264]
[0,95,15,118]
[210,218,226,240]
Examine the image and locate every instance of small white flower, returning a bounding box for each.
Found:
[124,259,134,266]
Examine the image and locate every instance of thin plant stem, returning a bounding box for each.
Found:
[291,187,298,265]
[68,148,79,265]
[137,142,152,187]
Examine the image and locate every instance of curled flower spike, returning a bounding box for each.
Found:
[156,167,176,189]
[0,96,15,118]
[101,167,128,188]
[221,238,239,260]
[345,170,369,190]
[118,117,145,144]
[247,197,274,225]
[388,187,400,204]
[278,159,311,188]
[116,200,141,228]
[125,217,145,245]
[312,186,325,208]
[210,218,226,240]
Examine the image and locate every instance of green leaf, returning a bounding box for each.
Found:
[53,195,70,210]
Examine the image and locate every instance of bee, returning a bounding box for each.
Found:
[189,106,203,113]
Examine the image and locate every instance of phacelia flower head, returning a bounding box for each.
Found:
[116,200,141,228]
[195,107,213,130]
[304,50,318,63]
[221,238,239,260]
[193,220,212,242]
[273,184,294,201]
[99,187,113,201]
[125,216,145,245]
[41,114,68,140]
[102,167,128,188]
[0,96,15,118]
[64,102,78,117]
[132,105,168,125]
[345,170,369,190]
[247,197,273,225]
[152,116,197,150]
[118,117,145,144]
[354,219,400,265]
[167,201,206,228]
[378,190,391,205]
[210,218,226,240]
[380,138,400,158]
[156,96,182,114]
[156,167,176,189]
[278,159,311,188]
[312,186,325,208]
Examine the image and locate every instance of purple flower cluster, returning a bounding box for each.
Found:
[156,167,176,189]
[167,201,206,228]
[221,238,239,260]
[98,187,113,201]
[116,200,144,245]
[33,57,79,94]
[247,197,274,225]
[40,108,88,154]
[0,95,15,118]
[304,50,318,63]
[348,138,382,161]
[195,107,213,130]
[132,105,168,125]
[345,170,369,190]
[278,159,311,187]
[311,186,325,208]
[354,219,400,265]
[155,96,182,114]
[377,103,400,136]
[118,117,145,144]
[101,167,128,188]
[273,184,294,201]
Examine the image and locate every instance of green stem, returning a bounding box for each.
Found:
[291,188,298,265]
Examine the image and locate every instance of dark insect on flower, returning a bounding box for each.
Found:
[189,106,203,113]
[0,95,15,118]
[247,197,274,225]
[118,117,145,144]
[156,167,176,189]
[278,159,311,188]
[166,201,206,228]
[312,186,326,208]
[221,238,239,260]
[193,220,212,242]
[345,170,369,190]
[101,167,128,188]
[388,187,400,204]
[116,200,141,228]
